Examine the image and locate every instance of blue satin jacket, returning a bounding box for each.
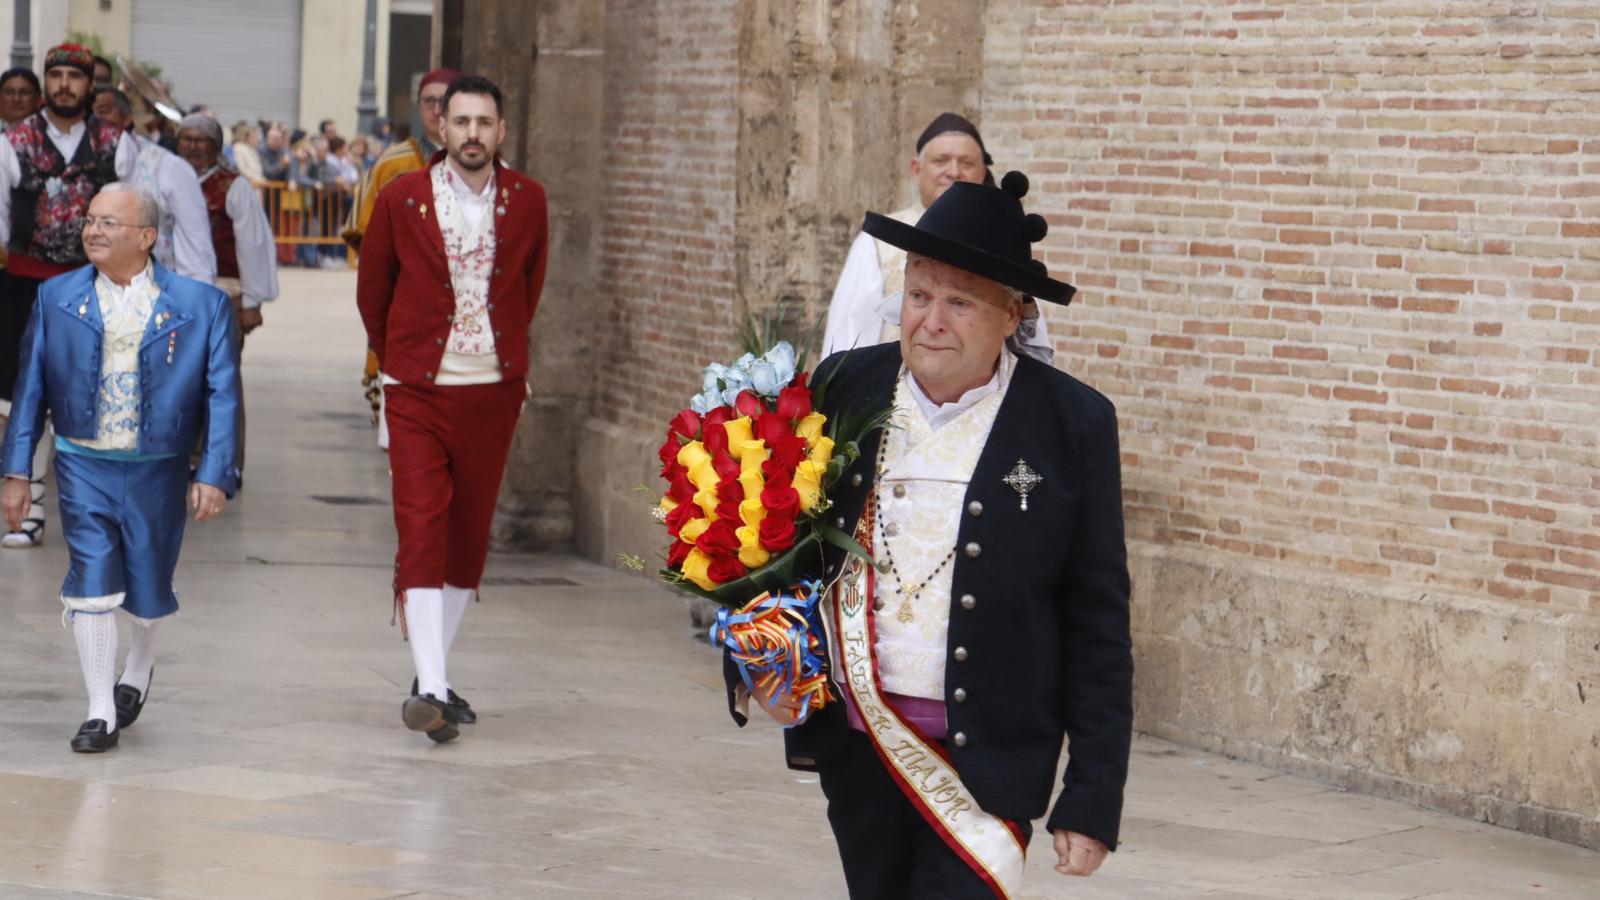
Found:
[1,262,241,495]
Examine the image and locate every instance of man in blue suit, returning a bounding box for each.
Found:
[1,182,240,752]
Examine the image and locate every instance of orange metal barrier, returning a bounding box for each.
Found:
[257,180,355,267]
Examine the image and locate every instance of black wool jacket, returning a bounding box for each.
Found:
[725,342,1134,850]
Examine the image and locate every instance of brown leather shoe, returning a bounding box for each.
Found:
[401,694,459,743]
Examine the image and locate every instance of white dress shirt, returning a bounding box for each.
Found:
[131,133,216,283]
[0,115,138,247]
[203,165,279,308]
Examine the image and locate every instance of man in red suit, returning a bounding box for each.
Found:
[356,75,549,743]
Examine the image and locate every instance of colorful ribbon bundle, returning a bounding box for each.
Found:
[710,580,831,726]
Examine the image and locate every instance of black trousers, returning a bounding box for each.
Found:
[816,727,1031,900]
[0,272,40,403]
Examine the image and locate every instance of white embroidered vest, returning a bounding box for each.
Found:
[69,269,160,453]
[430,163,499,367]
[872,203,924,345]
[873,352,1013,699]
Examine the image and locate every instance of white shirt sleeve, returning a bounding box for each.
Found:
[821,230,887,357]
[114,131,137,181]
[0,137,18,248]
[225,175,278,308]
[162,153,217,283]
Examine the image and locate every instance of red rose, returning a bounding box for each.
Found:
[657,435,681,467]
[707,555,748,584]
[714,475,745,522]
[702,407,734,431]
[760,483,800,520]
[755,411,792,446]
[666,501,700,536]
[777,384,812,421]
[734,389,765,419]
[668,468,696,504]
[667,539,692,568]
[767,434,807,472]
[670,408,701,439]
[703,426,740,480]
[758,513,797,552]
[695,519,742,557]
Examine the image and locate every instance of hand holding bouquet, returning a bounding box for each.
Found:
[656,339,884,725]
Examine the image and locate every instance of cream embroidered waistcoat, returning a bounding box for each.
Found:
[69,268,161,453]
[873,353,1013,700]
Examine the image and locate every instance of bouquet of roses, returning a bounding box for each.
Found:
[657,338,884,725]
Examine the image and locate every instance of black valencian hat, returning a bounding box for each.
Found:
[863,171,1075,305]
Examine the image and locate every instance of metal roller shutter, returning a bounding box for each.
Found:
[131,0,302,127]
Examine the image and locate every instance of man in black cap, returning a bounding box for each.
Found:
[822,112,1053,364]
[728,171,1131,897]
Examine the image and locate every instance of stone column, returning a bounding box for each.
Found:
[458,0,607,551]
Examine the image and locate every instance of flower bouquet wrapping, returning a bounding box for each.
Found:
[657,339,885,726]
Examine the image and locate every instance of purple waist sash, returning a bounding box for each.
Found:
[846,690,948,740]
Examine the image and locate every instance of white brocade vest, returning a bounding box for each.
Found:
[430,162,499,379]
[871,203,924,345]
[873,354,1013,700]
[68,269,160,453]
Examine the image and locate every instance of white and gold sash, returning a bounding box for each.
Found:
[829,520,1026,898]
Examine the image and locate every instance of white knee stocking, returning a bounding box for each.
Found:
[118,617,162,695]
[405,587,449,699]
[72,612,118,732]
[441,584,473,656]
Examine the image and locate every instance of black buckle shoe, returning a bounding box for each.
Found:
[114,669,152,729]
[401,694,459,743]
[411,677,475,724]
[70,719,119,753]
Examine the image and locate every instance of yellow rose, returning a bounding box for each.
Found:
[796,412,827,448]
[677,440,712,471]
[739,497,766,528]
[736,524,771,569]
[723,417,754,458]
[792,460,825,513]
[808,435,834,467]
[693,487,719,520]
[738,469,764,506]
[659,496,678,516]
[738,439,768,475]
[680,548,716,591]
[687,459,721,492]
[679,516,711,545]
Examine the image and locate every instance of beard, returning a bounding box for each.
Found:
[47,92,88,120]
[449,143,490,171]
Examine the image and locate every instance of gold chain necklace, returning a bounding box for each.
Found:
[872,380,957,625]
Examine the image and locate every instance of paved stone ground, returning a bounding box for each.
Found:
[0,269,1596,899]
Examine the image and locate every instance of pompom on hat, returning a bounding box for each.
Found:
[44,43,95,77]
[863,170,1075,305]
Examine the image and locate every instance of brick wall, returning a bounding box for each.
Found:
[983,0,1599,610]
[596,0,742,434]
[981,0,1598,845]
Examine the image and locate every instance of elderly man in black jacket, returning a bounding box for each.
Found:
[728,171,1133,899]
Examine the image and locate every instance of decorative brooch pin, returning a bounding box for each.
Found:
[419,202,429,220]
[1004,459,1042,512]
[166,331,177,364]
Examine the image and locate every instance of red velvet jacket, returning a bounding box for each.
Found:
[356,154,549,385]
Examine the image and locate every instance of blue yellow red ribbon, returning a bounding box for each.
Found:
[710,580,831,726]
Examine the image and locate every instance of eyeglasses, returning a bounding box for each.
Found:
[81,216,152,232]
[419,96,445,109]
